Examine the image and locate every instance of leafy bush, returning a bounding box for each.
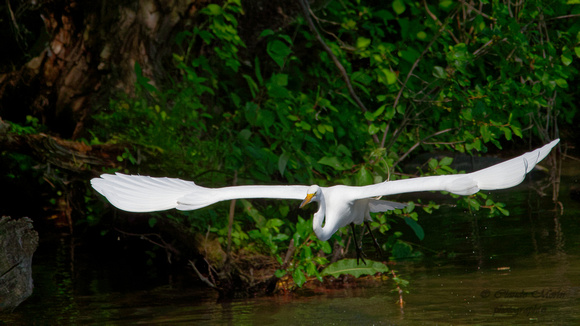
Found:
[91,0,578,284]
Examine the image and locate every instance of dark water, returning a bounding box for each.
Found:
[2,166,579,325]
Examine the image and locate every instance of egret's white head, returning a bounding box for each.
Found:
[300,185,321,208]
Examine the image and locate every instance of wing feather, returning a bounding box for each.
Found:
[368,199,407,212]
[91,173,309,213]
[91,173,202,212]
[357,139,559,198]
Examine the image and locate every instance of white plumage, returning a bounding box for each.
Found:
[91,139,559,241]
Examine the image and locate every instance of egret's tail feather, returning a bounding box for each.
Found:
[368,199,407,213]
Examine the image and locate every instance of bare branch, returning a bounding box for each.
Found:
[380,27,444,149]
[423,1,460,44]
[189,260,217,289]
[458,0,496,21]
[392,128,454,170]
[297,0,379,144]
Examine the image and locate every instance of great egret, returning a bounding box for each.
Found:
[91,139,559,249]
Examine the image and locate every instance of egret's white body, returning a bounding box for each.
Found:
[91,139,559,241]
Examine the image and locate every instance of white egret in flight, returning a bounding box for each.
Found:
[91,139,559,260]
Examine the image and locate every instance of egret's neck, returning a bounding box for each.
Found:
[312,193,334,241]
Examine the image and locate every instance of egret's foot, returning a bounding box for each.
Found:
[351,224,367,265]
[365,221,383,258]
[355,244,367,265]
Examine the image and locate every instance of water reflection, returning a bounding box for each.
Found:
[2,169,579,325]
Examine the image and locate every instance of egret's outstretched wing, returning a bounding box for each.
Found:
[357,139,559,198]
[176,184,308,210]
[91,173,309,213]
[368,199,407,213]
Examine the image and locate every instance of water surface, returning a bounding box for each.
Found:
[2,168,579,325]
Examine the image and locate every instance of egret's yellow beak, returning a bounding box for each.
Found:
[300,193,315,208]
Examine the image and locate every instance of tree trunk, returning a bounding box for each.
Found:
[0,0,217,139]
[0,0,315,139]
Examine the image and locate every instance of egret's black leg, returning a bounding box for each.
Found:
[350,224,367,265]
[365,221,383,258]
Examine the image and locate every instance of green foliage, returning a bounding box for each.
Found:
[6,115,42,135]
[89,0,577,286]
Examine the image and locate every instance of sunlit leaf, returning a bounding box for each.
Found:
[321,259,388,278]
[433,66,447,79]
[440,157,453,166]
[561,52,573,66]
[356,37,371,49]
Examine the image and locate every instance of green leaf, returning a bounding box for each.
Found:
[392,0,406,15]
[561,52,573,66]
[404,217,425,240]
[433,66,447,79]
[555,78,568,89]
[575,47,580,58]
[148,217,157,228]
[439,0,454,9]
[356,166,373,186]
[466,197,481,210]
[242,74,258,98]
[417,31,427,40]
[321,259,388,278]
[241,200,266,227]
[318,156,348,171]
[259,29,275,38]
[379,69,397,85]
[496,205,510,216]
[321,241,332,254]
[356,37,371,50]
[257,110,275,128]
[238,129,251,140]
[293,267,307,287]
[297,121,311,131]
[203,4,222,15]
[267,39,292,68]
[392,241,413,259]
[439,157,453,166]
[400,47,420,63]
[428,158,438,170]
[271,73,288,86]
[385,105,396,119]
[254,57,263,85]
[368,123,380,135]
[278,151,291,176]
[510,125,523,138]
[502,126,513,140]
